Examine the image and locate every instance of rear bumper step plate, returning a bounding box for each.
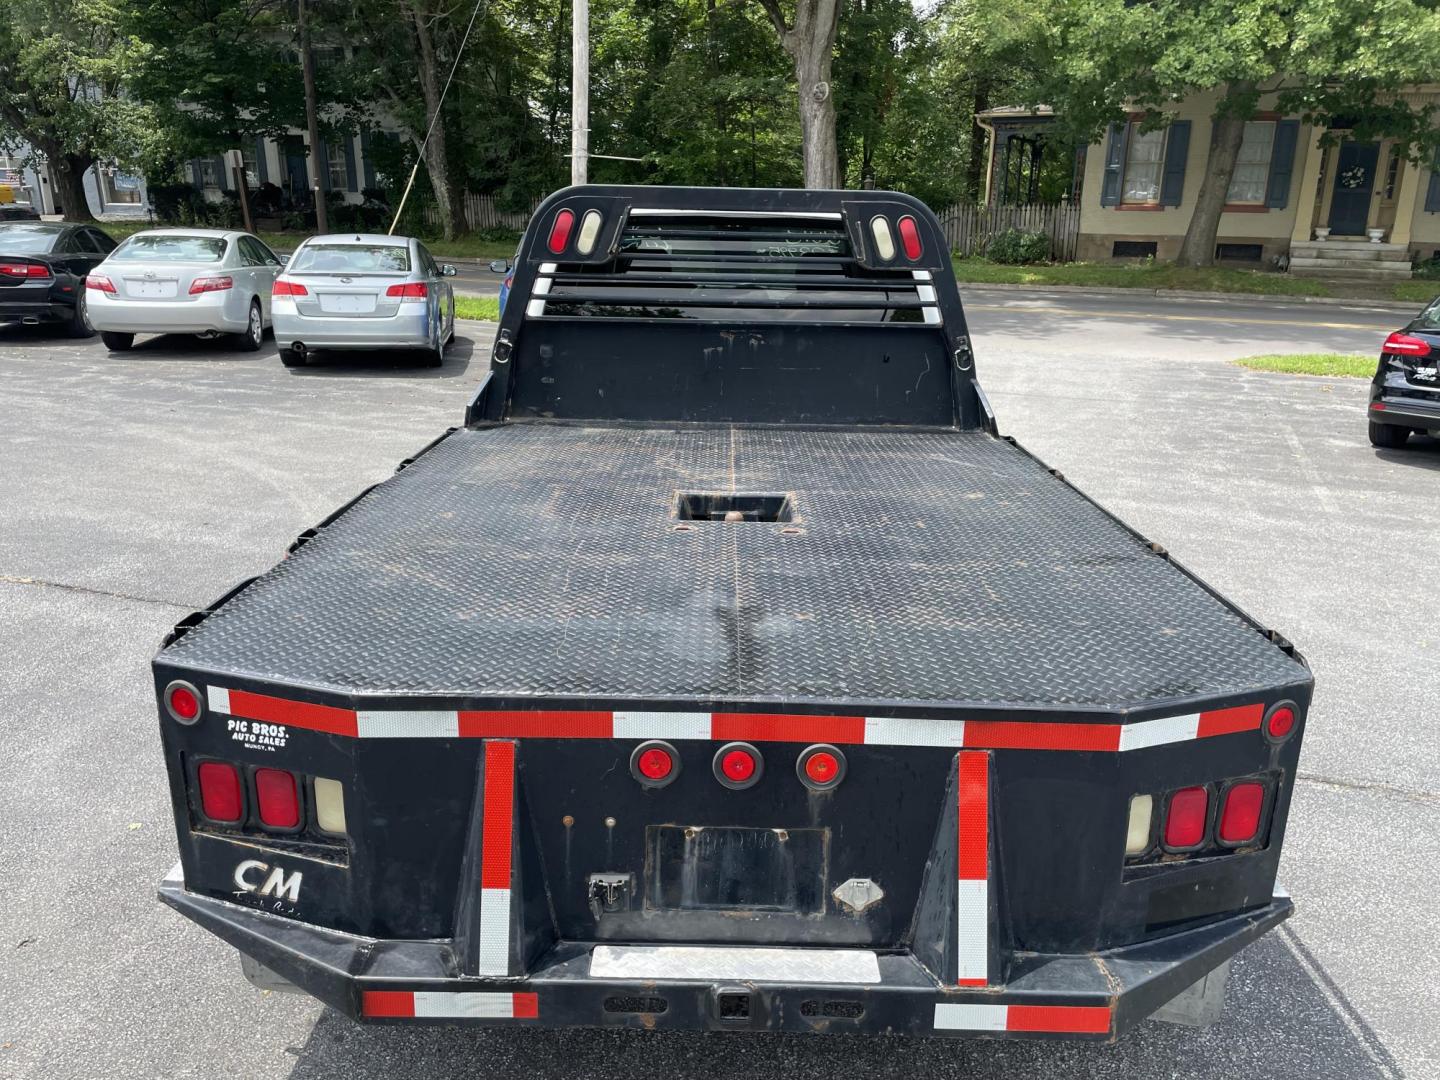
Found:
[590,944,881,984]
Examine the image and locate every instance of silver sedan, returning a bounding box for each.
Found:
[269,234,457,367]
[85,229,284,352]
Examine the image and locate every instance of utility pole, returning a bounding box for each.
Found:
[571,0,588,185]
[298,0,328,233]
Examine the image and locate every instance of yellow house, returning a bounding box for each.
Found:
[980,89,1440,280]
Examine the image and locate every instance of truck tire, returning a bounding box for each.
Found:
[279,347,306,368]
[1368,420,1409,449]
[100,330,134,352]
[65,293,94,338]
[237,299,264,352]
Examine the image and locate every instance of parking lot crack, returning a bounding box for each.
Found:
[1295,771,1438,804]
[0,574,192,611]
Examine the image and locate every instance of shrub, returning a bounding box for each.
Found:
[984,228,1051,265]
[147,183,207,225]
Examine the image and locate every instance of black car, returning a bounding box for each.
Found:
[0,221,117,337]
[1369,300,1440,448]
[0,204,41,221]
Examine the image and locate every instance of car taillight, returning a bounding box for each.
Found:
[547,208,576,254]
[272,278,307,296]
[313,777,347,834]
[797,744,846,791]
[713,742,762,789]
[197,762,243,822]
[255,768,300,829]
[189,275,233,294]
[85,274,116,293]
[1382,331,1431,357]
[897,215,923,260]
[1,261,49,278]
[1163,786,1209,850]
[869,215,896,261]
[385,282,428,299]
[1219,782,1266,844]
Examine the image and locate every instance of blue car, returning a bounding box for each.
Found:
[490,244,519,315]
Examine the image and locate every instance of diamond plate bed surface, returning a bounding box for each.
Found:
[163,423,1307,707]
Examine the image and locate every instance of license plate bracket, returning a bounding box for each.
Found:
[645,825,828,914]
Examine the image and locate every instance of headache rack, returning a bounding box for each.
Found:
[472,186,985,429]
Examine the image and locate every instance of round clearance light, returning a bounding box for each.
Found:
[165,680,203,724]
[630,740,681,788]
[547,208,576,254]
[797,744,846,791]
[713,742,763,790]
[1264,702,1298,743]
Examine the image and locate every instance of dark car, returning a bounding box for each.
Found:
[1369,299,1440,448]
[0,204,41,221]
[0,221,116,336]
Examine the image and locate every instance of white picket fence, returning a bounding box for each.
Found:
[933,202,1081,261]
[425,193,1082,262]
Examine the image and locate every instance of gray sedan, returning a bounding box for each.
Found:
[269,234,457,367]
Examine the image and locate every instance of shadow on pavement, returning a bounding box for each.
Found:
[282,929,1404,1080]
[286,335,476,380]
[1372,433,1440,471]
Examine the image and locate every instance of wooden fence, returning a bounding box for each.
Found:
[426,193,1082,262]
[933,202,1081,262]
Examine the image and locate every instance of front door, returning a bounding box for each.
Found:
[1328,142,1379,236]
[282,137,309,207]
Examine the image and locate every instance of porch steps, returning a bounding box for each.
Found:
[1289,240,1412,280]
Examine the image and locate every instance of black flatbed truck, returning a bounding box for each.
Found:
[154,185,1311,1040]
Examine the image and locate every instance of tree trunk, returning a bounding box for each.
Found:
[967,78,992,203]
[1176,87,1252,268]
[757,0,841,188]
[51,151,97,222]
[407,0,458,240]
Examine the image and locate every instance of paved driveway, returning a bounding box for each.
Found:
[0,296,1433,1079]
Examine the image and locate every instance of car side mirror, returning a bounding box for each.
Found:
[277,254,290,267]
[441,263,458,277]
[487,259,511,274]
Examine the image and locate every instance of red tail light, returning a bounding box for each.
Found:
[1,261,50,278]
[85,274,116,293]
[189,275,233,294]
[385,282,428,299]
[197,762,243,822]
[164,680,201,723]
[1163,786,1209,849]
[1265,703,1297,742]
[1219,782,1266,844]
[713,742,762,789]
[1382,331,1431,357]
[896,216,923,260]
[547,208,576,254]
[272,278,308,296]
[255,768,301,829]
[631,741,679,787]
[797,744,846,790]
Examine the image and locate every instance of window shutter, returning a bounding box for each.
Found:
[254,138,269,185]
[1266,120,1300,209]
[360,130,377,190]
[343,136,358,192]
[214,156,231,192]
[315,137,329,191]
[1159,121,1191,206]
[1425,148,1440,213]
[1100,123,1127,207]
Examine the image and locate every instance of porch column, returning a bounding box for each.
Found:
[1290,124,1327,244]
[1389,153,1424,248]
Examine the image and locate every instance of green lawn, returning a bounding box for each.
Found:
[98,219,517,260]
[1233,353,1376,377]
[453,296,500,322]
[1392,280,1440,304]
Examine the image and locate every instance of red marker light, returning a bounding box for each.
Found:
[547,208,576,254]
[255,768,301,829]
[638,747,673,780]
[896,216,923,260]
[722,750,755,781]
[1164,786,1209,850]
[713,742,763,789]
[1266,705,1296,741]
[630,741,680,787]
[797,744,847,790]
[197,762,243,822]
[165,682,200,722]
[1219,782,1266,844]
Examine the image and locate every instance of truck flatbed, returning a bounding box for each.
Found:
[164,421,1304,710]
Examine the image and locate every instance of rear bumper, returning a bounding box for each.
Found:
[1370,394,1440,430]
[272,305,430,350]
[158,863,1291,1040]
[0,297,72,321]
[86,294,247,335]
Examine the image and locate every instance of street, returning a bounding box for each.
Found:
[0,291,1435,1080]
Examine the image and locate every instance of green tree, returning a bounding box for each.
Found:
[0,0,153,220]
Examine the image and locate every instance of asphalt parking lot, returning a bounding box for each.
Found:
[1,296,1436,1080]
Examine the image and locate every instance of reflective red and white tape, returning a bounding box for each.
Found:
[956,751,989,987]
[478,740,516,977]
[203,687,1263,753]
[362,990,538,1020]
[933,1002,1112,1034]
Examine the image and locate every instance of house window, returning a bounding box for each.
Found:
[1383,150,1400,201]
[241,148,260,189]
[1121,125,1166,205]
[198,159,220,189]
[327,140,348,190]
[101,169,142,205]
[1226,121,1276,205]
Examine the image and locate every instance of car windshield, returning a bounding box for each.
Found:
[288,243,411,273]
[0,226,60,253]
[113,235,228,262]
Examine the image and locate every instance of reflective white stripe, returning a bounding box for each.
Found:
[412,991,517,1019]
[356,710,459,739]
[863,716,965,747]
[613,711,714,740]
[934,1002,1008,1031]
[1118,713,1199,752]
[922,307,941,325]
[539,262,558,274]
[533,277,553,296]
[476,887,511,976]
[628,209,842,220]
[916,285,937,302]
[590,945,881,984]
[163,860,185,886]
[525,299,546,317]
[207,686,231,714]
[911,269,933,281]
[956,879,988,983]
[1274,884,1291,900]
